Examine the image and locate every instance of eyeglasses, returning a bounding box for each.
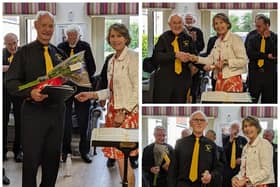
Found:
[191,118,206,123]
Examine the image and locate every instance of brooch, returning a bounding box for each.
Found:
[183,40,189,47]
[204,144,212,152]
[55,53,63,62]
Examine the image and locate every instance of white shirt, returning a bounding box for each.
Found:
[235,136,275,185]
[198,31,248,79]
[96,46,138,111]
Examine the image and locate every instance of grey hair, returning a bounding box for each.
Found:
[153,126,166,135]
[4,33,18,43]
[35,11,54,22]
[184,13,196,22]
[64,24,81,36]
[230,120,241,127]
[206,129,216,136]
[264,129,275,137]
[168,13,184,24]
[190,110,208,122]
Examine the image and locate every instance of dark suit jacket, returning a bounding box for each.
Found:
[246,31,277,72]
[272,143,277,185]
[6,40,67,99]
[185,26,205,53]
[222,135,247,177]
[168,134,222,187]
[142,143,174,187]
[152,30,196,102]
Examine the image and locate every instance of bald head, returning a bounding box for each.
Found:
[4,33,18,54]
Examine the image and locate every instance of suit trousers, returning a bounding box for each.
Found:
[22,101,65,187]
[63,86,91,155]
[3,86,23,156]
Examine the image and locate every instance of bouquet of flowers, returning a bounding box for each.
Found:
[18,51,91,91]
[153,144,170,186]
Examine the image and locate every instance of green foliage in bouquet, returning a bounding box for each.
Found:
[18,51,91,91]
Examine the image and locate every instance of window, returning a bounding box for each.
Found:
[147,118,163,145]
[229,10,252,42]
[104,16,139,59]
[273,119,278,144]
[167,117,189,147]
[26,19,36,43]
[2,16,20,45]
[142,9,163,60]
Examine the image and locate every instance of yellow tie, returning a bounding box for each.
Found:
[230,139,236,169]
[257,36,265,68]
[8,55,14,63]
[43,46,53,74]
[189,137,199,182]
[171,36,182,74]
[70,48,74,56]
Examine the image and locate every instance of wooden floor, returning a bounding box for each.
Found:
[4,148,138,187]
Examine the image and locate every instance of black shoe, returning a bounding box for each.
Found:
[3,175,10,185]
[130,160,138,169]
[61,153,67,162]
[106,158,116,168]
[14,152,23,163]
[3,169,10,185]
[81,153,92,163]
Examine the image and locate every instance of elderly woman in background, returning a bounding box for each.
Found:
[189,13,247,92]
[75,23,138,187]
[231,116,275,187]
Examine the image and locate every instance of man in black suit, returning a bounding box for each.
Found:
[6,11,67,187]
[152,13,197,103]
[58,24,96,163]
[263,129,277,187]
[143,126,174,187]
[168,111,222,187]
[184,14,205,103]
[222,122,247,187]
[246,14,277,103]
[3,33,23,162]
[205,129,226,187]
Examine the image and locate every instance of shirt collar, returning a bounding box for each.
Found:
[114,46,128,61]
[248,135,261,147]
[221,31,231,41]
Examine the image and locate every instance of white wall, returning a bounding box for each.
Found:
[174,3,201,28]
[213,107,243,146]
[55,3,92,45]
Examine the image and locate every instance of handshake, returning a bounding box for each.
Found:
[175,52,198,62]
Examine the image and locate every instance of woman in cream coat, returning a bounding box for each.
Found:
[76,23,138,187]
[232,116,274,187]
[190,13,248,92]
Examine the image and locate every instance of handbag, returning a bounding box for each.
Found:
[113,105,138,127]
